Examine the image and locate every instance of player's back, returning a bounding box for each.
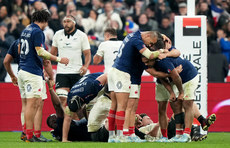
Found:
[69,72,104,103]
[99,40,122,73]
[159,57,198,83]
[113,31,144,74]
[19,23,45,76]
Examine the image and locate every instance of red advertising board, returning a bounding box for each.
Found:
[0,82,230,132]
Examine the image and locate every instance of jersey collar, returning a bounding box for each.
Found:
[109,38,118,41]
[64,28,77,38]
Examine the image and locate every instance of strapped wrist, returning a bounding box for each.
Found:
[56,57,61,62]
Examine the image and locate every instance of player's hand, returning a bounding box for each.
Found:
[175,64,183,73]
[178,92,184,100]
[11,76,18,86]
[47,80,55,90]
[169,92,177,102]
[162,34,172,49]
[135,114,143,128]
[158,53,167,60]
[60,57,69,66]
[79,66,87,76]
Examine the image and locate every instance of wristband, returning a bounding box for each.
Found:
[56,57,61,62]
[159,49,164,53]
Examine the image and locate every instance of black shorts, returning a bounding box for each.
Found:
[55,74,82,89]
[90,126,109,142]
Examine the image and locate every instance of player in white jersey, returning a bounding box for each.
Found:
[51,15,91,107]
[93,28,122,73]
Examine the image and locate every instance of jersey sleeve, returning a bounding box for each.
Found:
[7,40,18,58]
[158,59,175,73]
[96,43,104,57]
[52,32,58,47]
[33,29,44,47]
[81,33,90,51]
[132,38,146,51]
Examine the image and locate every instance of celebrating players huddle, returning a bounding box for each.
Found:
[4,10,216,143]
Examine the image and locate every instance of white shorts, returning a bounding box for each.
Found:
[18,69,43,99]
[87,95,111,132]
[108,68,131,93]
[129,84,141,99]
[156,75,199,101]
[41,80,47,100]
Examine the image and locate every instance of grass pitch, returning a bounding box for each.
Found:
[0,132,229,148]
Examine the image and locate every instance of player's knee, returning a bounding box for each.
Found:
[56,89,68,98]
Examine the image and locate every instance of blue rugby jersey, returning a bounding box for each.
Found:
[155,57,198,84]
[113,31,145,75]
[19,23,45,76]
[67,72,104,103]
[7,39,20,64]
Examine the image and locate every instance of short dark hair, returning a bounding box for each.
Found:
[46,114,57,128]
[31,9,51,23]
[139,113,148,119]
[104,28,117,36]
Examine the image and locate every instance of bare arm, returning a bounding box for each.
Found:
[3,54,17,86]
[43,60,54,80]
[96,73,107,85]
[35,47,69,65]
[80,49,91,76]
[47,80,64,118]
[145,68,169,78]
[147,123,160,137]
[158,49,181,60]
[62,113,72,142]
[50,46,58,56]
[93,54,103,65]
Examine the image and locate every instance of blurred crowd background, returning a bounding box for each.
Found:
[0,0,229,82]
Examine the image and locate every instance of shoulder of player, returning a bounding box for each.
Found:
[156,58,171,64]
[54,29,65,36]
[75,29,87,36]
[32,27,43,34]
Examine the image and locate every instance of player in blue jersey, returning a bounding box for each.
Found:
[121,34,180,142]
[46,79,91,142]
[107,30,171,142]
[17,10,69,142]
[143,35,199,142]
[3,39,55,142]
[61,72,107,142]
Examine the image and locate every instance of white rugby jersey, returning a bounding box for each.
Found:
[96,39,123,73]
[139,123,162,138]
[52,29,90,74]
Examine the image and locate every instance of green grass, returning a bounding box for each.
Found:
[0,132,229,148]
